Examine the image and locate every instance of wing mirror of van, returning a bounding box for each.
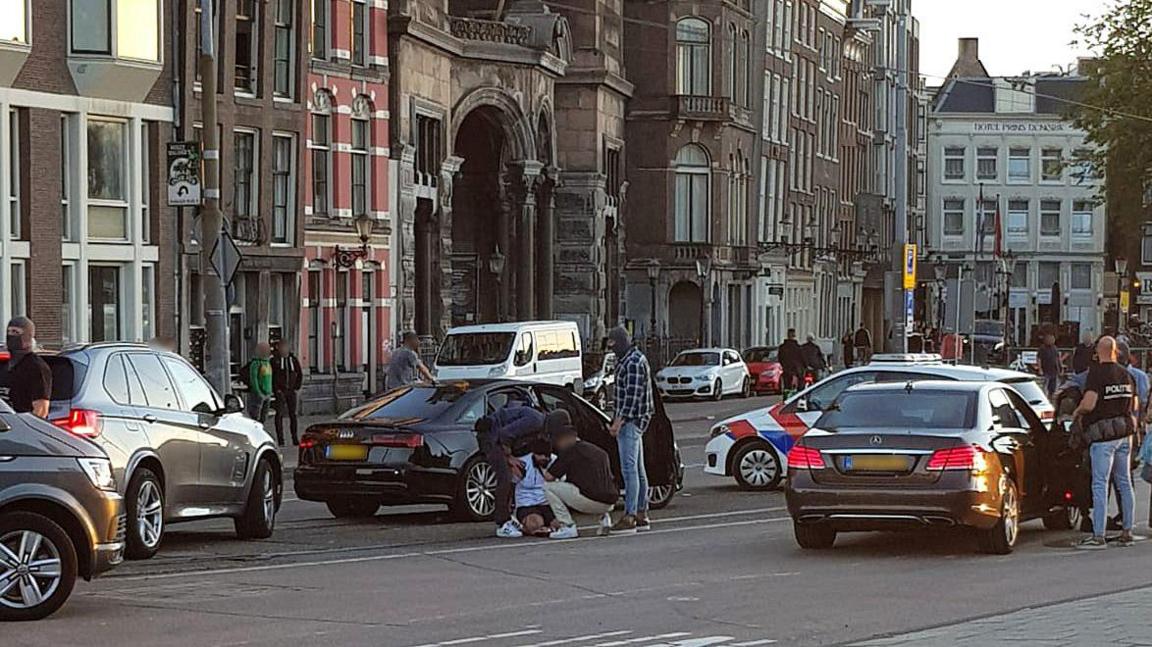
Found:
[222,393,244,415]
[0,416,10,432]
[515,351,531,366]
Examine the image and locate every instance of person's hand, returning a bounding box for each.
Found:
[609,418,622,437]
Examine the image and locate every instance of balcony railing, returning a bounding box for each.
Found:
[448,17,531,47]
[671,95,730,121]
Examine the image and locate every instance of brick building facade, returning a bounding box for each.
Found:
[0,0,176,347]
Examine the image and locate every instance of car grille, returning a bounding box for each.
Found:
[672,377,693,384]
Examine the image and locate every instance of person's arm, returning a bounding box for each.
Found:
[292,356,304,390]
[546,452,570,482]
[417,358,435,383]
[1074,390,1097,419]
[32,362,51,419]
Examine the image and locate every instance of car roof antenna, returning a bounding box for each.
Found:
[904,381,914,394]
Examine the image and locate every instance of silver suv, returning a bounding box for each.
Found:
[36,344,282,559]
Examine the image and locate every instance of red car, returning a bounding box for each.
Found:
[742,346,782,395]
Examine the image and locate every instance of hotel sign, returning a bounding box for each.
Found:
[973,122,1069,133]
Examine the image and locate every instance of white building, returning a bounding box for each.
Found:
[926,39,1105,343]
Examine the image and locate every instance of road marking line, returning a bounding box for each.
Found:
[666,637,733,647]
[726,640,778,646]
[409,629,543,647]
[105,517,791,583]
[512,630,633,647]
[594,633,692,646]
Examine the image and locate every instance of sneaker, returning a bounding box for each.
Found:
[598,513,613,536]
[1117,531,1135,548]
[1074,535,1107,550]
[496,520,523,539]
[549,524,579,540]
[611,515,638,535]
[635,512,651,532]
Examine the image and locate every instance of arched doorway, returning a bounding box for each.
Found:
[668,280,702,342]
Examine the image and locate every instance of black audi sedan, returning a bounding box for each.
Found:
[294,380,682,521]
[785,380,1079,554]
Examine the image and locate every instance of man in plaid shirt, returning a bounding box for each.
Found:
[608,326,654,534]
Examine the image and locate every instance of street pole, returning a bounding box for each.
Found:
[893,6,910,354]
[199,0,230,394]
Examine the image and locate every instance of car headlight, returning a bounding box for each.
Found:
[710,424,732,439]
[487,365,506,377]
[696,374,713,382]
[77,457,116,491]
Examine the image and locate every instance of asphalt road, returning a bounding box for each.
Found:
[14,396,1152,647]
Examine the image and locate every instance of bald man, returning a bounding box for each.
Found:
[1073,335,1137,549]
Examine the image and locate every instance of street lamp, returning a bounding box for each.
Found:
[332,213,376,268]
[696,253,711,346]
[489,245,506,321]
[646,259,660,336]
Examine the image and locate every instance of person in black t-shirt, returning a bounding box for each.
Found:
[541,410,617,539]
[1,317,51,418]
[1073,336,1136,549]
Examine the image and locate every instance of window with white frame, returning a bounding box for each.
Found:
[233,130,258,219]
[727,24,737,104]
[1010,262,1027,288]
[1008,147,1030,183]
[979,199,997,236]
[1007,199,1028,236]
[71,0,161,61]
[10,260,25,319]
[307,269,321,370]
[1040,199,1061,237]
[1038,262,1060,291]
[335,271,349,371]
[61,115,73,241]
[1143,232,1152,266]
[676,18,711,96]
[943,146,965,180]
[351,0,367,66]
[140,122,150,243]
[61,264,76,344]
[1041,147,1062,182]
[235,0,258,94]
[272,134,294,243]
[740,30,751,106]
[360,271,373,372]
[87,119,128,240]
[976,147,998,181]
[311,111,330,216]
[1,0,28,43]
[1071,148,1098,185]
[273,0,294,98]
[1071,200,1094,238]
[7,109,18,241]
[674,144,710,242]
[89,264,122,342]
[350,110,370,218]
[1070,263,1092,290]
[943,198,964,236]
[141,264,155,341]
[311,0,327,59]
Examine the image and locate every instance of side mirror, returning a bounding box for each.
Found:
[0,416,10,433]
[795,398,809,412]
[515,351,530,366]
[223,393,244,415]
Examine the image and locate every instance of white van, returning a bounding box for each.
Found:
[433,321,584,392]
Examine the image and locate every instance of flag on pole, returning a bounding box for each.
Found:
[975,184,985,257]
[993,195,1002,258]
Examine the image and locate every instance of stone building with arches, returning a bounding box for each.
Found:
[389,0,631,344]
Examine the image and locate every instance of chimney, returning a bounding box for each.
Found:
[958,38,980,64]
[946,37,990,79]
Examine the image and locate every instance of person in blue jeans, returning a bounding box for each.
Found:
[607,326,654,535]
[1073,336,1137,549]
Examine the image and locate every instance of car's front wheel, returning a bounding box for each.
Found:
[325,498,380,519]
[977,480,1019,554]
[0,512,78,622]
[793,521,836,549]
[452,456,497,522]
[740,376,752,398]
[125,467,164,560]
[712,379,724,402]
[732,442,782,491]
[236,459,278,539]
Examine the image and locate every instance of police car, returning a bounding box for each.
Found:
[703,354,1055,490]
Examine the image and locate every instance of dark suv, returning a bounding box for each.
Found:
[34,344,282,559]
[0,400,124,621]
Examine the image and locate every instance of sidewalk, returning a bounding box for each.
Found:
[850,584,1152,646]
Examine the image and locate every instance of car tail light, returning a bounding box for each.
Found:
[53,409,102,438]
[1040,410,1054,421]
[926,446,988,473]
[786,445,825,470]
[1064,490,1074,502]
[371,433,423,448]
[299,436,318,450]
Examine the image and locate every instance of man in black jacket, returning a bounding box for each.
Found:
[778,329,804,393]
[801,335,827,380]
[271,341,304,446]
[542,410,617,539]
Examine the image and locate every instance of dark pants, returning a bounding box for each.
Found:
[479,434,514,525]
[275,390,299,445]
[1044,374,1059,397]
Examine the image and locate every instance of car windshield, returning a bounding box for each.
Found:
[436,333,515,366]
[340,385,473,421]
[974,321,1004,336]
[816,390,977,431]
[672,352,719,367]
[1003,377,1048,406]
[742,347,777,363]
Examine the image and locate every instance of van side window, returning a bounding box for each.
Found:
[537,330,580,361]
[514,333,534,367]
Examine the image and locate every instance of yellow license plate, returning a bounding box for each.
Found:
[326,444,369,461]
[846,455,909,471]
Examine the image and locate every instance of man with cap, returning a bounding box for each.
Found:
[2,317,51,418]
[608,326,654,534]
[541,409,617,539]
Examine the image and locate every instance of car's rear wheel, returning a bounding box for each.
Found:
[647,484,675,510]
[452,456,497,522]
[236,459,278,539]
[1042,505,1080,531]
[125,467,164,560]
[733,442,782,491]
[0,512,78,622]
[712,379,724,402]
[740,377,752,398]
[793,521,836,549]
[325,497,380,519]
[978,480,1019,554]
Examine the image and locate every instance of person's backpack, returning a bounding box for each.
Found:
[238,359,254,388]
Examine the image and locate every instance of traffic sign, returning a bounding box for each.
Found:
[209,230,242,287]
[903,244,917,290]
[904,289,915,329]
[167,142,202,206]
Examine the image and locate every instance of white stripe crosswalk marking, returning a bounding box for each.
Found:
[594,633,693,647]
[512,631,634,647]
[726,640,778,646]
[664,638,734,647]
[410,629,543,647]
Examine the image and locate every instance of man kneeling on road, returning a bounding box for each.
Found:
[542,410,618,539]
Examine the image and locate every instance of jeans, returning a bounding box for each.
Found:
[1090,435,1135,536]
[618,421,649,516]
[544,481,614,527]
[479,433,513,525]
[274,390,299,445]
[1044,374,1059,397]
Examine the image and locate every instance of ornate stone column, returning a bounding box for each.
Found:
[510,160,544,320]
[536,166,560,319]
[437,156,464,336]
[396,144,420,333]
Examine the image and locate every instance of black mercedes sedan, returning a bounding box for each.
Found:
[785,380,1079,554]
[294,380,682,521]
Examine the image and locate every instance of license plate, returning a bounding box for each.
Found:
[326,444,369,461]
[844,455,909,472]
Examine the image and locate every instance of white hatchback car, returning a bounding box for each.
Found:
[656,348,752,401]
[703,354,1055,490]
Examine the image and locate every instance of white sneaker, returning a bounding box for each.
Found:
[549,524,579,540]
[598,512,613,536]
[496,520,523,538]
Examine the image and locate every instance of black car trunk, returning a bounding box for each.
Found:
[304,420,427,467]
[802,429,971,487]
